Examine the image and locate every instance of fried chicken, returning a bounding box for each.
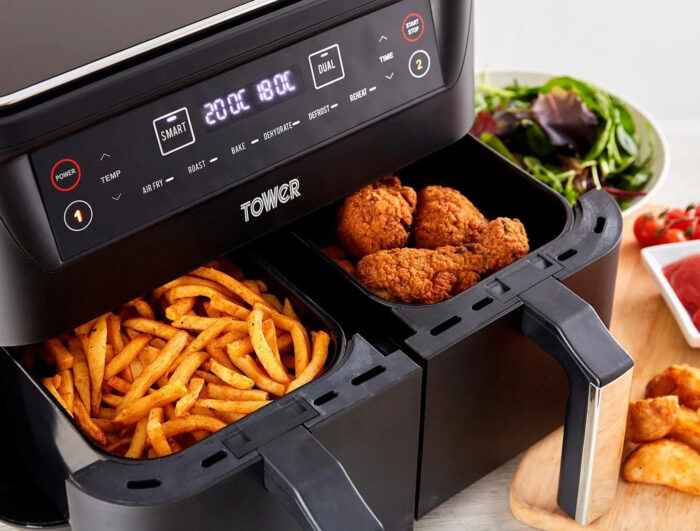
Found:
[323,246,356,277]
[414,186,488,249]
[355,218,529,304]
[356,246,486,304]
[334,177,530,304]
[469,217,530,274]
[337,176,417,258]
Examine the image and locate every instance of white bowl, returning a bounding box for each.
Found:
[480,71,670,217]
[642,241,700,348]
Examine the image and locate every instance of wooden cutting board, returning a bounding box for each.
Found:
[510,207,700,530]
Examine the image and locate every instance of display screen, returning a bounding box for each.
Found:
[200,65,305,129]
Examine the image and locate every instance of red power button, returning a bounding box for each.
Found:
[402,13,425,42]
[50,158,81,192]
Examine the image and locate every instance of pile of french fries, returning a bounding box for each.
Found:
[623,364,700,495]
[25,260,330,458]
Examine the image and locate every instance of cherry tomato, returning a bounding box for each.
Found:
[666,206,697,231]
[634,214,666,247]
[686,222,700,241]
[658,228,688,244]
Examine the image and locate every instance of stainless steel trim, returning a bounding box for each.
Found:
[574,368,633,525]
[575,383,601,524]
[0,0,279,108]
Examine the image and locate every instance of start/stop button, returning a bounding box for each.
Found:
[402,13,425,42]
[50,158,81,192]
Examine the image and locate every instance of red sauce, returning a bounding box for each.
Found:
[664,254,700,331]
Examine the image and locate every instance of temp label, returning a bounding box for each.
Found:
[240,178,301,222]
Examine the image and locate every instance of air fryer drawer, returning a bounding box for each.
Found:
[255,134,626,519]
[0,253,421,530]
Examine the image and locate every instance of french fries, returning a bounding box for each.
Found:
[113,382,188,426]
[174,378,205,418]
[45,338,73,370]
[231,355,286,397]
[104,334,150,380]
[28,261,330,458]
[147,408,172,457]
[118,332,188,411]
[207,383,269,402]
[73,398,107,446]
[196,399,271,414]
[69,338,91,413]
[287,331,330,393]
[161,416,226,438]
[209,359,255,390]
[87,316,108,416]
[125,417,149,458]
[248,310,289,384]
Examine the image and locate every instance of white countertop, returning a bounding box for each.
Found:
[2,120,697,531]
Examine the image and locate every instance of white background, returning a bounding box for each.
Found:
[474,0,700,121]
[473,0,700,207]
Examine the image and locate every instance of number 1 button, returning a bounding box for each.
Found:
[64,200,93,232]
[409,50,431,79]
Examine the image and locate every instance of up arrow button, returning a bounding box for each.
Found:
[379,35,388,43]
[100,153,111,161]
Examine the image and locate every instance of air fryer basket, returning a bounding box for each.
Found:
[0,251,421,530]
[260,134,634,525]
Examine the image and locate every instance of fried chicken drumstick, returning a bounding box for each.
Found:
[337,176,417,258]
[356,218,529,304]
[414,185,488,248]
[356,246,484,304]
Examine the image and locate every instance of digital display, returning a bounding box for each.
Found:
[201,65,305,129]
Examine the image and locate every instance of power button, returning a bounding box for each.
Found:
[51,159,81,192]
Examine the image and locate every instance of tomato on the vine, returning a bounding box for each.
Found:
[666,206,697,231]
[634,213,666,247]
[658,228,688,244]
[686,223,700,241]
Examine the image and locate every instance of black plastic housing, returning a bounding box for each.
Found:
[0,0,474,346]
[260,133,625,518]
[0,0,474,528]
[0,255,421,530]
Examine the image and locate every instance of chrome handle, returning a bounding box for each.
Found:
[521,277,633,525]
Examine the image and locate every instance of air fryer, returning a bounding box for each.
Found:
[263,133,633,525]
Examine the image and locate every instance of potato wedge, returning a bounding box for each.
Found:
[622,438,700,496]
[626,396,679,443]
[669,406,700,453]
[646,364,700,408]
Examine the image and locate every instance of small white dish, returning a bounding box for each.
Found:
[642,240,700,348]
[480,71,671,217]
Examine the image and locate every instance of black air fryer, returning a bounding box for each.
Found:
[266,136,633,524]
[0,0,631,529]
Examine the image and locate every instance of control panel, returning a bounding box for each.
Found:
[30,0,443,260]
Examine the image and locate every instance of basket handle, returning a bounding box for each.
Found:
[260,425,383,531]
[521,277,633,525]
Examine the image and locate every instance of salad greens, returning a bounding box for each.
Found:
[472,73,654,209]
